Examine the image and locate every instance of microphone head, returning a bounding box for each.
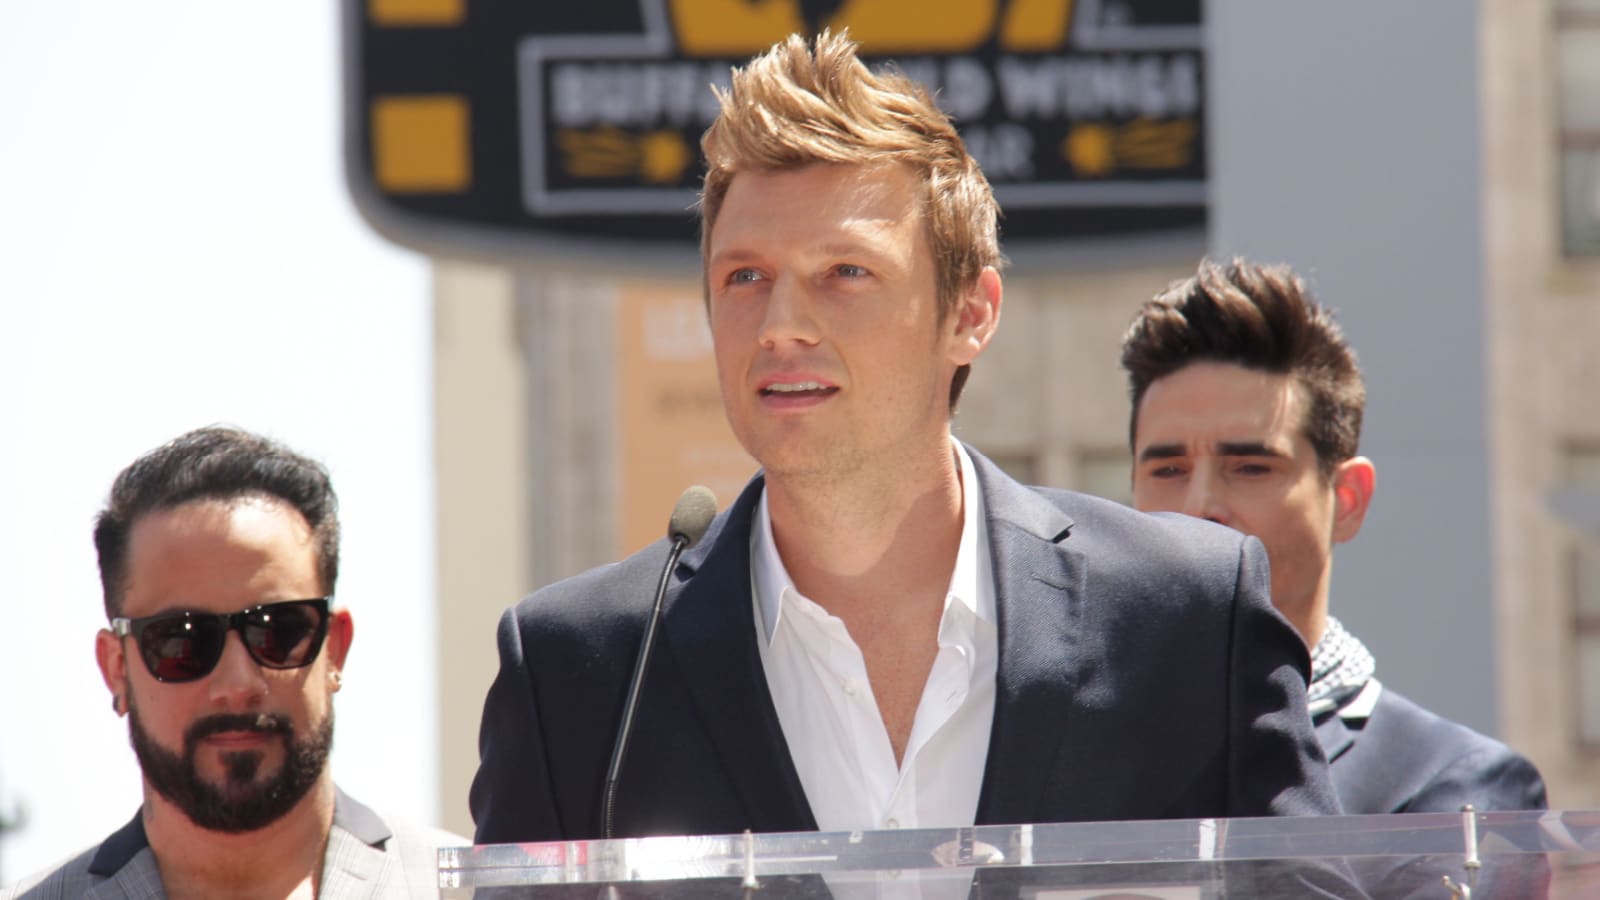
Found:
[667,485,719,549]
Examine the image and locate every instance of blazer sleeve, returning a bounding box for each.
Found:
[470,606,565,844]
[1227,536,1344,817]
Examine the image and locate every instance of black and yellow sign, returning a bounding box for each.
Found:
[348,0,1204,250]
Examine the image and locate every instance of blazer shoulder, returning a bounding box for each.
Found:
[504,537,680,636]
[506,475,761,633]
[1024,485,1259,589]
[1004,477,1244,547]
[1367,689,1538,772]
[323,805,469,899]
[1337,687,1548,813]
[377,814,471,866]
[3,843,110,900]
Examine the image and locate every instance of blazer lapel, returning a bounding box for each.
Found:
[1315,712,1356,764]
[968,449,1084,825]
[86,850,164,900]
[661,474,818,832]
[318,788,400,898]
[317,828,388,899]
[85,812,160,900]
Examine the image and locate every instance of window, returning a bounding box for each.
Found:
[1557,0,1600,256]
[1560,445,1600,746]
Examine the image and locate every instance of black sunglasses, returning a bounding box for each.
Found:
[111,598,331,684]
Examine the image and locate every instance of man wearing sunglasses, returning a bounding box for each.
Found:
[4,426,459,899]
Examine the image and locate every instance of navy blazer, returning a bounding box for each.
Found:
[470,448,1341,843]
[1318,685,1547,815]
[1315,688,1549,897]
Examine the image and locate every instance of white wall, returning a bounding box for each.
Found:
[0,2,438,881]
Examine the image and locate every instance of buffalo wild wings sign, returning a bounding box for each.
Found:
[349,0,1205,251]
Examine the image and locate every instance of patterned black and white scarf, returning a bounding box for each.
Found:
[1306,616,1376,717]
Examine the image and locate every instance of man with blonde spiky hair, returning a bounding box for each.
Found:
[471,32,1341,846]
[697,30,1001,416]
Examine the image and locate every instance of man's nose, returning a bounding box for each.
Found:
[758,275,821,349]
[206,631,269,709]
[1182,469,1230,526]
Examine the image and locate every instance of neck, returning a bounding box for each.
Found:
[1286,575,1332,650]
[765,435,965,615]
[1299,603,1329,650]
[143,776,335,900]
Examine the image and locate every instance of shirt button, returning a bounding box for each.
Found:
[842,679,857,696]
[886,818,900,829]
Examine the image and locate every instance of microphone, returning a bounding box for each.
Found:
[600,485,718,839]
[667,485,718,549]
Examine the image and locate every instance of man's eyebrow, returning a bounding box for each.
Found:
[1216,441,1288,458]
[707,248,762,268]
[818,240,892,260]
[1137,444,1187,462]
[1137,441,1291,462]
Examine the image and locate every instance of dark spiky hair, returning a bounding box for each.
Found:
[1120,257,1365,478]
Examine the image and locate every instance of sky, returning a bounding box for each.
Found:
[0,2,439,880]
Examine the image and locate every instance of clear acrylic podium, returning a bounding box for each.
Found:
[438,810,1600,898]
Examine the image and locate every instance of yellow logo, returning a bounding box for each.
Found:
[667,0,1075,56]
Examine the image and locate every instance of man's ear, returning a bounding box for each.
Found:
[946,266,1002,367]
[1331,456,1376,544]
[96,628,127,716]
[324,607,354,673]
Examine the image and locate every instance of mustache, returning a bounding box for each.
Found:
[184,712,294,746]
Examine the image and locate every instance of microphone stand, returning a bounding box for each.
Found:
[599,532,690,840]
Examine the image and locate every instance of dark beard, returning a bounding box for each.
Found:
[127,695,334,833]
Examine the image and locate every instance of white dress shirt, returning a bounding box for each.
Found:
[751,440,998,833]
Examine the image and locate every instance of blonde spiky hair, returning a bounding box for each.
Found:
[698,30,1002,406]
[699,31,1000,309]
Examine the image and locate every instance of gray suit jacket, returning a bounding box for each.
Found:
[2,788,465,900]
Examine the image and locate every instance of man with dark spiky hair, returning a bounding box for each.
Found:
[3,427,461,900]
[1122,257,1547,816]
